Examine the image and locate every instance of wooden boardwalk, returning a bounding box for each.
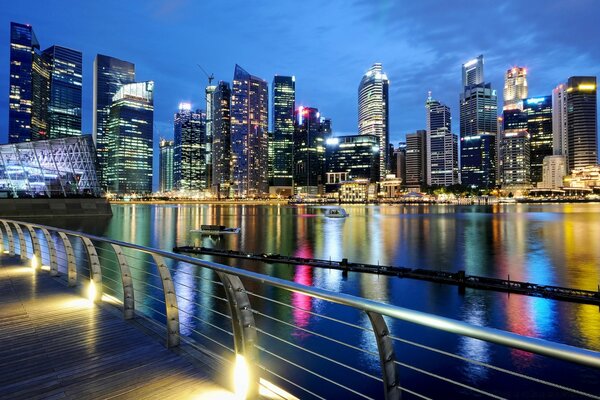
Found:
[0,257,233,400]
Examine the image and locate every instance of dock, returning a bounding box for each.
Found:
[174,246,600,306]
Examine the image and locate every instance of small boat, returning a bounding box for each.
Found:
[325,207,349,218]
[191,224,241,235]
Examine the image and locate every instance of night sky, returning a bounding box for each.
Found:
[2,0,599,145]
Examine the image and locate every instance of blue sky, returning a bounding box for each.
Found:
[2,0,599,145]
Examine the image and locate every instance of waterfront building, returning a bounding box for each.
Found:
[405,130,427,190]
[426,94,458,186]
[358,63,389,180]
[523,96,553,184]
[0,136,100,197]
[501,130,530,187]
[105,81,154,194]
[211,81,232,198]
[541,155,566,189]
[552,83,568,159]
[566,76,597,172]
[93,54,135,188]
[271,75,295,192]
[159,138,174,192]
[338,179,377,203]
[204,84,216,190]
[563,165,600,189]
[395,142,406,185]
[325,134,379,194]
[293,106,325,195]
[230,65,269,197]
[173,104,208,191]
[503,67,528,110]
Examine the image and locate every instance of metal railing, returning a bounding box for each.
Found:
[0,218,599,400]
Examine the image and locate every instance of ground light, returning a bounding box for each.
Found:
[30,255,38,270]
[88,280,97,303]
[233,354,250,399]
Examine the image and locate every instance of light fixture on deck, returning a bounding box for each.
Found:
[30,255,38,270]
[88,280,97,303]
[233,354,250,399]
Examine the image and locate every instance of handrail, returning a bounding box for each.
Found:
[1,218,599,400]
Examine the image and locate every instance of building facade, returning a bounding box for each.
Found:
[552,83,568,159]
[106,81,154,194]
[230,65,269,197]
[159,138,174,192]
[211,81,232,197]
[358,63,389,180]
[503,67,528,110]
[501,131,530,187]
[426,94,457,186]
[566,76,597,172]
[325,134,379,192]
[173,104,208,191]
[93,54,135,188]
[462,55,484,88]
[293,107,326,195]
[541,155,566,189]
[523,96,553,184]
[405,130,427,189]
[271,76,295,189]
[395,142,407,185]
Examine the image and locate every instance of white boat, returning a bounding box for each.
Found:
[325,207,349,218]
[191,224,241,235]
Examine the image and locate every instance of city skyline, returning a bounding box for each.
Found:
[2,0,599,149]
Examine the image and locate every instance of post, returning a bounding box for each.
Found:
[2,221,16,257]
[111,244,135,319]
[217,271,259,399]
[366,311,401,400]
[150,254,180,348]
[40,228,59,276]
[24,224,41,269]
[82,237,102,303]
[58,232,77,286]
[12,222,27,261]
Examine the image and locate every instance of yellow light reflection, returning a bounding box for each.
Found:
[30,255,38,270]
[88,280,97,303]
[233,354,250,399]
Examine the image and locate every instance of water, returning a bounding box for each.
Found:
[36,203,600,399]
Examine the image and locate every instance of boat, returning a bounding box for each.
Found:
[325,207,349,218]
[191,224,241,235]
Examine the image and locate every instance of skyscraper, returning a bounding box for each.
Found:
[93,54,135,188]
[293,106,326,195]
[501,131,530,186]
[426,94,458,186]
[405,130,427,189]
[460,55,498,189]
[358,63,389,181]
[173,104,208,191]
[325,135,379,183]
[395,142,407,185]
[159,138,174,192]
[230,65,269,197]
[552,83,568,158]
[271,75,295,190]
[106,81,154,194]
[566,76,597,171]
[211,81,232,198]
[8,22,39,143]
[503,67,528,110]
[204,84,216,190]
[523,96,553,184]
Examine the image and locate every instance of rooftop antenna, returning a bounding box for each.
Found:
[197,64,214,86]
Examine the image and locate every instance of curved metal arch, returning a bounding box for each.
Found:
[111,244,135,320]
[24,224,42,269]
[150,254,180,348]
[1,221,15,256]
[12,222,28,261]
[366,311,401,400]
[217,271,259,399]
[81,237,102,303]
[0,221,4,254]
[40,228,59,276]
[57,232,77,287]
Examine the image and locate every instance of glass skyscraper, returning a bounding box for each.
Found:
[93,54,135,189]
[293,106,326,195]
[173,104,208,191]
[523,96,553,184]
[205,84,216,190]
[566,76,597,171]
[211,81,232,198]
[503,67,528,110]
[325,135,379,184]
[405,130,428,189]
[106,81,154,194]
[426,94,458,186]
[159,138,174,192]
[230,65,269,197]
[358,63,389,181]
[272,75,295,189]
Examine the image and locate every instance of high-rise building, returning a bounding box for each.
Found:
[462,55,484,88]
[503,67,528,110]
[271,75,295,189]
[405,130,427,189]
[566,76,597,172]
[293,106,326,195]
[501,131,530,186]
[230,65,269,197]
[523,96,553,184]
[358,63,389,180]
[159,138,174,192]
[173,104,207,191]
[204,84,216,190]
[395,142,407,185]
[426,94,457,186]
[106,81,154,194]
[541,155,566,189]
[325,135,379,192]
[552,83,568,158]
[93,54,135,188]
[211,81,232,198]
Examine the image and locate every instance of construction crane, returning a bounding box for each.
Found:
[197,64,214,86]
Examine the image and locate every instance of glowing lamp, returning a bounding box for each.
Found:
[578,84,596,91]
[88,280,97,303]
[30,255,38,270]
[233,354,250,399]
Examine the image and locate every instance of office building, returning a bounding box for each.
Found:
[566,76,597,171]
[106,81,154,194]
[93,54,135,188]
[552,83,568,159]
[204,84,216,189]
[501,130,530,186]
[426,94,457,186]
[462,55,484,87]
[271,75,295,189]
[541,155,566,189]
[293,106,326,195]
[405,130,427,189]
[358,63,389,180]
[211,81,232,197]
[159,138,174,192]
[503,67,528,110]
[174,104,207,191]
[523,96,553,184]
[325,134,379,192]
[395,142,407,185]
[230,65,269,197]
